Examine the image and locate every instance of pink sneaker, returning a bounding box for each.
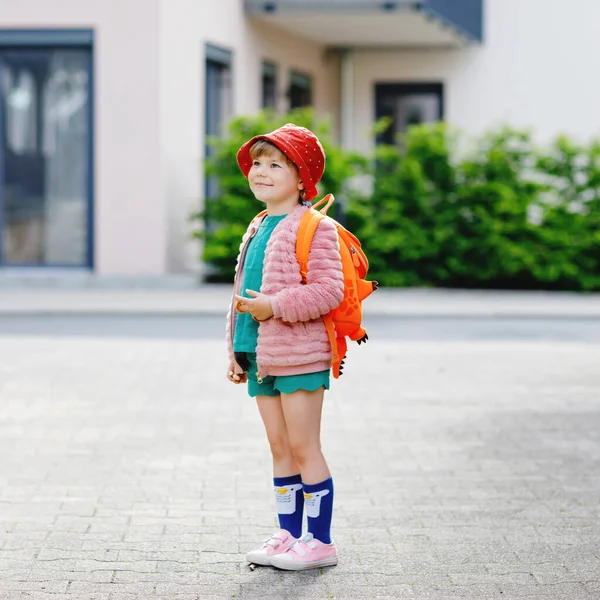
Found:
[245,529,296,566]
[270,532,338,570]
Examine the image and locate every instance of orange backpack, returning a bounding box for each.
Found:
[296,194,378,378]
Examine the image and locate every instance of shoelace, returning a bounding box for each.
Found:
[289,533,318,556]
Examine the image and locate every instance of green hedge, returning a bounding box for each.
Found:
[192,111,600,290]
[347,124,600,290]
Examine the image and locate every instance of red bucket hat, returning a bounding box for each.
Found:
[236,123,326,201]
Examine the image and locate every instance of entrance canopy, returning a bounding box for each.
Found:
[245,0,483,48]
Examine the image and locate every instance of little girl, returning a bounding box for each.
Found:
[225,123,344,570]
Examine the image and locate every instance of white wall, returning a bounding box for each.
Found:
[352,0,600,153]
[1,0,164,275]
[160,1,340,273]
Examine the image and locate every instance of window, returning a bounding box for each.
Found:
[288,70,312,110]
[375,83,444,145]
[205,44,232,202]
[262,61,278,110]
[0,30,94,267]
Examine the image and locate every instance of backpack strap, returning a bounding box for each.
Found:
[310,193,335,215]
[296,209,325,284]
[296,208,340,367]
[323,313,339,367]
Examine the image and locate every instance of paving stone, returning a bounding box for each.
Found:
[0,580,69,594]
[1,330,600,599]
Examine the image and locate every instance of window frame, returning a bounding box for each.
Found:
[204,43,233,218]
[0,29,95,269]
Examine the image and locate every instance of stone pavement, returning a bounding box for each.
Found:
[1,321,600,599]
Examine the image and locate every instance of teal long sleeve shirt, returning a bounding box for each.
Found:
[233,214,286,353]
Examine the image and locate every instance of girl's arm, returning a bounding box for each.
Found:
[270,218,344,323]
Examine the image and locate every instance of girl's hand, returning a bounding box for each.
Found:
[227,363,247,384]
[235,290,274,322]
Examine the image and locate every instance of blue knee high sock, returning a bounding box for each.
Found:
[273,474,304,538]
[303,477,334,544]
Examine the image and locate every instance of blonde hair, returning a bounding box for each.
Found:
[249,139,294,167]
[249,139,306,203]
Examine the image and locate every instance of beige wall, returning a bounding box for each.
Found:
[352,0,600,154]
[1,0,164,275]
[160,1,340,274]
[249,19,341,131]
[159,0,254,275]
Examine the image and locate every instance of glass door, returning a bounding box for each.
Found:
[0,46,92,266]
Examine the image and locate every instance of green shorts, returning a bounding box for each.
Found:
[243,352,330,398]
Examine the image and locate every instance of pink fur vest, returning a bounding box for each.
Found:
[226,204,344,378]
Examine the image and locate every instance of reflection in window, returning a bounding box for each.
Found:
[43,61,88,157]
[2,68,37,154]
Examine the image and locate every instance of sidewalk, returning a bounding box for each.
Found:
[1,284,600,318]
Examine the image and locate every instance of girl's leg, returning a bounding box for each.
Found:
[279,387,329,484]
[255,395,304,539]
[255,394,300,477]
[280,387,335,546]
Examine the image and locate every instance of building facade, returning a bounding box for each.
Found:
[0,0,598,277]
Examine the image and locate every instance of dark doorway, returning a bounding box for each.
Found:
[375,82,444,145]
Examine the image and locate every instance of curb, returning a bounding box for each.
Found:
[1,288,600,319]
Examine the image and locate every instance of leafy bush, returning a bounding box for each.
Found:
[191,109,366,282]
[346,124,600,290]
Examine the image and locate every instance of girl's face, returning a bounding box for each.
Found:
[248,147,304,208]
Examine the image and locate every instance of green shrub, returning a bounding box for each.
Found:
[347,124,600,290]
[533,136,600,290]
